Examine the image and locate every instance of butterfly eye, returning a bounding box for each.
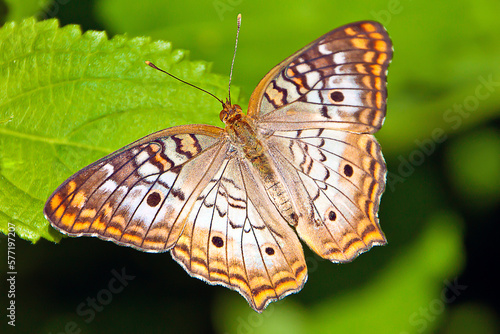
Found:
[146,191,162,207]
[219,109,227,122]
[329,90,344,102]
[211,236,224,248]
[343,164,354,177]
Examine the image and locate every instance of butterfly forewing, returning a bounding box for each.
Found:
[248,21,392,134]
[44,125,226,252]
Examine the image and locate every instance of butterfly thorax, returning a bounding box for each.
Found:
[223,109,263,160]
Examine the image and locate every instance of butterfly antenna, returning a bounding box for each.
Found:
[145,61,224,105]
[228,13,242,105]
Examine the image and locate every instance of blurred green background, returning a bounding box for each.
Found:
[1,0,499,333]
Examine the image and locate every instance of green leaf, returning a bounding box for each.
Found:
[0,18,236,243]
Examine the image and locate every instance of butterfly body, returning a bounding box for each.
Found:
[45,21,392,312]
[222,104,299,227]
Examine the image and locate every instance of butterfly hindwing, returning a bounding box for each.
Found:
[172,156,307,312]
[267,128,386,262]
[44,125,226,252]
[248,21,392,133]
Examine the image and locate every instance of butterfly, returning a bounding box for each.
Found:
[44,20,392,312]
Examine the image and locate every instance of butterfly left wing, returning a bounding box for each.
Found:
[171,155,307,312]
[44,125,228,252]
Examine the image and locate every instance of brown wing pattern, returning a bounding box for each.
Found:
[267,128,386,262]
[171,156,307,312]
[246,21,392,264]
[248,21,392,134]
[44,125,226,252]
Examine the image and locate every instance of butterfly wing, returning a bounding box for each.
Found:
[44,125,228,252]
[266,128,386,262]
[248,21,392,262]
[248,21,392,134]
[171,154,307,312]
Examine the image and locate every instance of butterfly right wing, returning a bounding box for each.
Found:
[44,125,228,252]
[172,154,307,312]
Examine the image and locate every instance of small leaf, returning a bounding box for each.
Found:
[0,18,236,243]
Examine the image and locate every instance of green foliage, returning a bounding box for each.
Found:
[443,303,499,334]
[445,128,500,208]
[0,18,234,243]
[2,0,51,22]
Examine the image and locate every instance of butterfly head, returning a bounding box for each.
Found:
[219,98,243,124]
